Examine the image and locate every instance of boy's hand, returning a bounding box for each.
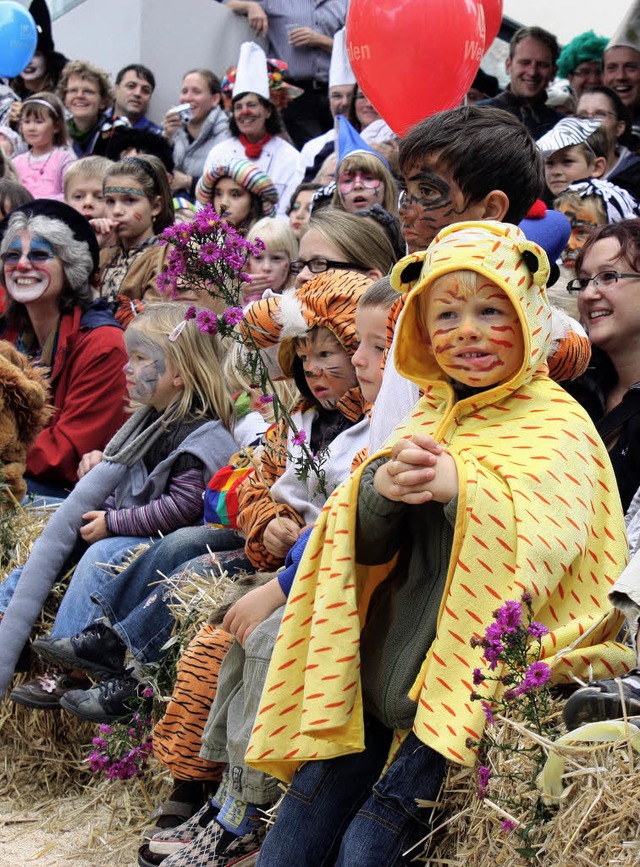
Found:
[77,450,103,480]
[80,511,109,543]
[222,578,286,647]
[263,517,303,559]
[374,434,458,504]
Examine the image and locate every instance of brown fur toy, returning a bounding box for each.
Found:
[0,340,51,505]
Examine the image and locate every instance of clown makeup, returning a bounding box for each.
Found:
[104,174,160,250]
[557,199,605,267]
[352,304,388,403]
[2,232,65,306]
[124,329,183,411]
[295,326,358,409]
[399,156,475,253]
[338,169,384,214]
[423,272,524,388]
[20,53,47,83]
[213,177,252,227]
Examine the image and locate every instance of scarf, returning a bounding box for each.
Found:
[0,408,166,698]
[239,132,272,160]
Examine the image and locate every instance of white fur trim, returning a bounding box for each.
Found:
[548,305,587,355]
[277,289,308,340]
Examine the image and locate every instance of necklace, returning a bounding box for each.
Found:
[28,150,55,175]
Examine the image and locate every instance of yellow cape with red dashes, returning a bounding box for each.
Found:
[246,222,635,781]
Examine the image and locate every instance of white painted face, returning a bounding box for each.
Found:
[2,231,65,306]
[20,52,47,82]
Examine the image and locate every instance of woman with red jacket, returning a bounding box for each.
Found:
[0,199,127,497]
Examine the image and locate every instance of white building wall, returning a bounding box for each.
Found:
[52,0,265,124]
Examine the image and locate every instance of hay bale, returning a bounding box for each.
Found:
[425,703,640,866]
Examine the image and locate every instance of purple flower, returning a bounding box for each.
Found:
[477,765,490,800]
[518,661,551,694]
[199,241,222,264]
[222,306,244,326]
[292,429,307,446]
[195,310,219,335]
[493,600,523,633]
[472,667,485,686]
[141,686,154,699]
[522,591,533,604]
[259,394,274,405]
[185,306,197,320]
[481,700,495,725]
[157,270,177,295]
[99,723,113,734]
[527,620,548,640]
[501,819,516,833]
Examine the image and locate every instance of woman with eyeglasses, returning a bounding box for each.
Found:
[0,200,127,498]
[565,219,640,509]
[291,209,396,288]
[577,86,640,201]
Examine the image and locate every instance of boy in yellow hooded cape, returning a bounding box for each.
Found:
[250,221,635,867]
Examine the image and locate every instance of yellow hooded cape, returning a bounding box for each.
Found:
[246,222,635,780]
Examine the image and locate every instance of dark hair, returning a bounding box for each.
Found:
[106,155,174,232]
[574,219,640,275]
[347,85,365,132]
[579,85,632,146]
[184,68,222,97]
[287,181,322,214]
[510,26,560,64]
[229,94,284,137]
[355,205,405,260]
[116,63,156,90]
[399,106,544,225]
[104,127,175,173]
[0,179,33,218]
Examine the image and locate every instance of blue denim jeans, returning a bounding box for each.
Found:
[257,722,446,867]
[91,526,246,663]
[50,535,148,638]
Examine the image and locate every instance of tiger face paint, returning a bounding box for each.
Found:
[422,273,524,388]
[294,326,358,409]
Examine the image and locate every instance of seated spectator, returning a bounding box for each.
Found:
[331,116,398,216]
[58,60,114,158]
[105,64,162,135]
[203,43,304,218]
[537,116,609,199]
[286,181,321,239]
[13,93,76,199]
[63,156,115,248]
[163,69,230,200]
[557,30,608,99]
[0,200,127,496]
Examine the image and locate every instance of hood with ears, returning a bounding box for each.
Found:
[392,221,552,399]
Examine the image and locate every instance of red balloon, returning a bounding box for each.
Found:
[480,0,503,51]
[346,0,485,137]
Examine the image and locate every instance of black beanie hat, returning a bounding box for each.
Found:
[0,199,100,277]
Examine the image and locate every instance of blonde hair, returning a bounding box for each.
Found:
[129,302,235,430]
[309,209,396,276]
[553,189,607,224]
[64,155,114,195]
[21,92,70,147]
[247,217,298,261]
[222,339,300,422]
[105,155,174,232]
[416,270,479,342]
[57,59,114,106]
[332,152,398,215]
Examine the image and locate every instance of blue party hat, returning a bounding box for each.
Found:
[336,115,389,170]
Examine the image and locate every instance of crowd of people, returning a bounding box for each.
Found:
[2,0,640,864]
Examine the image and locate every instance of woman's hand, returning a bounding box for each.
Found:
[77,450,103,480]
[80,510,109,543]
[222,578,286,647]
[170,169,193,193]
[163,111,183,141]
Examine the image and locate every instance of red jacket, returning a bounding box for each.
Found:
[2,303,128,487]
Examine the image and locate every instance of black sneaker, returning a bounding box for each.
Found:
[33,622,126,679]
[10,672,91,709]
[59,670,144,722]
[563,668,640,730]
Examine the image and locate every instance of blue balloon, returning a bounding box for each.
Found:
[0,1,38,78]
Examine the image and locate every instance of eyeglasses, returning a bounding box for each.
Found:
[65,87,99,98]
[289,257,368,275]
[566,270,640,293]
[1,249,55,265]
[337,172,382,193]
[577,110,616,121]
